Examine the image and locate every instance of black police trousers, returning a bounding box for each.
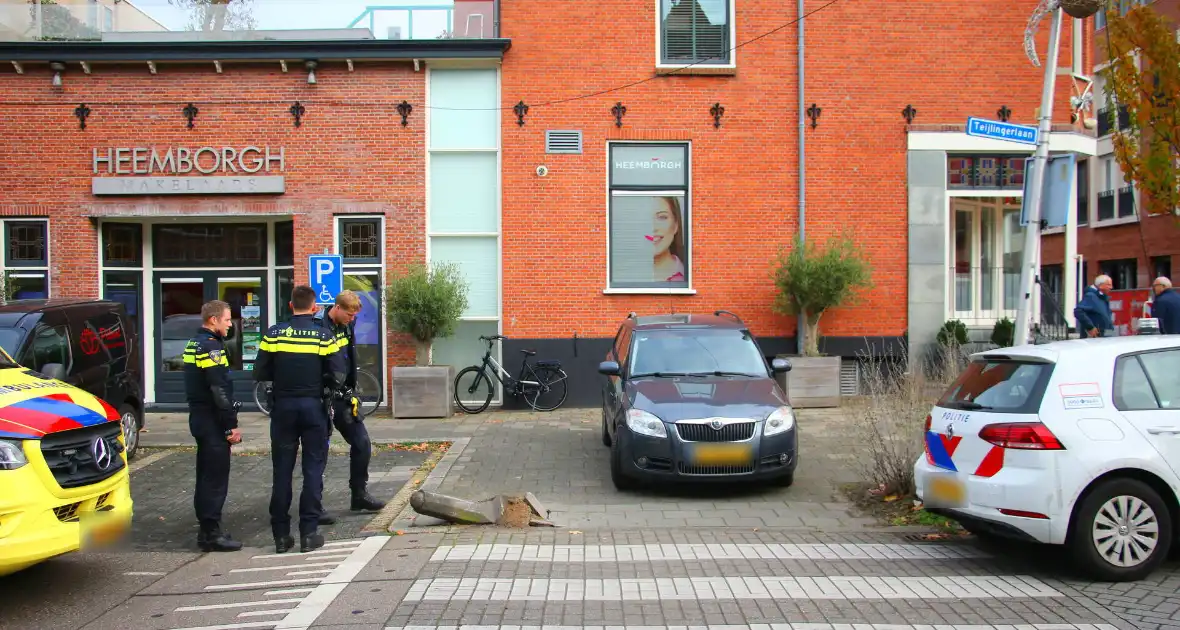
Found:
[269,397,329,538]
[330,399,372,493]
[189,407,230,534]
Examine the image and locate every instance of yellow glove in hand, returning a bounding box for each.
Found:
[351,396,359,417]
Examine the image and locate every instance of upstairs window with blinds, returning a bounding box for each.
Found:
[660,0,732,65]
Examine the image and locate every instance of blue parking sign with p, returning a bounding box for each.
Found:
[309,254,343,306]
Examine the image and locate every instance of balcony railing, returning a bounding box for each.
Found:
[1097,190,1116,221]
[1117,185,1136,219]
[0,0,498,43]
[1096,105,1131,137]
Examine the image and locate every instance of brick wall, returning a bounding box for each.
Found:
[498,0,1086,341]
[0,60,426,367]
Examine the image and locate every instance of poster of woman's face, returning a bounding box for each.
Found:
[610,194,687,286]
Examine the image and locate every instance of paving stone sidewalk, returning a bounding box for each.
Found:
[140,407,876,531]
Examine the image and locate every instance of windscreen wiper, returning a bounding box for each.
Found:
[630,371,692,378]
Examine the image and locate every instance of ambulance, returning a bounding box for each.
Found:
[0,344,134,576]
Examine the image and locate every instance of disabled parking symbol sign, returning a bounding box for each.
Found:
[309,254,343,306]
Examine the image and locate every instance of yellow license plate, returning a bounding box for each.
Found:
[925,474,967,508]
[690,443,753,466]
[81,514,128,549]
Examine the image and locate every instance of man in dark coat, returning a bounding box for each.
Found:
[1151,277,1180,335]
[1075,274,1115,338]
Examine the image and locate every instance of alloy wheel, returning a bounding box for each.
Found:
[121,410,139,455]
[1092,494,1160,568]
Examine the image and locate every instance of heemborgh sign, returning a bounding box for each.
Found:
[90,145,287,196]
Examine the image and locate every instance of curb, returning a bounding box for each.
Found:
[359,437,470,535]
[385,436,473,533]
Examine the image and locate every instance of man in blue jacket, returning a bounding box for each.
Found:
[1151,277,1180,335]
[1075,274,1115,338]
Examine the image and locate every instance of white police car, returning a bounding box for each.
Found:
[914,335,1180,581]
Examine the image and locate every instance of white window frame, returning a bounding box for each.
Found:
[948,197,1028,326]
[654,0,737,70]
[333,214,389,411]
[2,217,51,301]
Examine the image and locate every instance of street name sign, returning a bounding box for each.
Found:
[966,117,1039,146]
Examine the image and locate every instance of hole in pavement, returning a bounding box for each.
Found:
[353,610,364,614]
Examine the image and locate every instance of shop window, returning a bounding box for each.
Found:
[1100,258,1138,289]
[1152,256,1172,280]
[608,143,691,290]
[275,268,294,323]
[101,222,142,267]
[151,224,267,267]
[659,0,733,66]
[2,219,49,300]
[275,221,294,267]
[339,218,381,264]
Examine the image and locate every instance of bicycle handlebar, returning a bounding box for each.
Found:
[479,334,507,343]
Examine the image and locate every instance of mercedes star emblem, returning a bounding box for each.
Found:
[91,436,114,471]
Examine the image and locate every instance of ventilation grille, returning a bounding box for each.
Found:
[546,130,582,154]
[840,358,860,397]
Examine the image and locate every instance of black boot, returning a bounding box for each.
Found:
[274,535,296,554]
[199,530,242,552]
[318,512,338,526]
[300,532,325,553]
[351,489,385,512]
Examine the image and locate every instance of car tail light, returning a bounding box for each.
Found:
[978,422,1064,450]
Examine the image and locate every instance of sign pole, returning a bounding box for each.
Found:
[1014,6,1064,346]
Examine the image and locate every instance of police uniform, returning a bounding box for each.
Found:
[254,314,347,553]
[315,306,385,514]
[183,327,243,552]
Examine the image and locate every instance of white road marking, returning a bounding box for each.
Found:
[429,543,990,563]
[162,622,277,630]
[124,571,169,576]
[270,534,389,630]
[401,575,1063,601]
[285,570,334,576]
[265,588,315,596]
[252,551,351,561]
[128,448,175,473]
[237,609,295,617]
[384,626,1120,630]
[174,599,303,612]
[321,540,363,548]
[204,577,325,591]
[231,562,342,573]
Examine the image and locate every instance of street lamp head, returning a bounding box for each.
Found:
[1059,0,1105,19]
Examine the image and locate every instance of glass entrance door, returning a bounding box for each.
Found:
[154,271,268,406]
[343,270,386,406]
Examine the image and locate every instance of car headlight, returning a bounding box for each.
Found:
[763,406,796,436]
[626,409,668,438]
[0,439,28,471]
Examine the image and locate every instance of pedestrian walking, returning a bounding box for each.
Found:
[183,299,243,552]
[315,290,386,523]
[1074,274,1115,338]
[254,285,348,554]
[1151,276,1180,335]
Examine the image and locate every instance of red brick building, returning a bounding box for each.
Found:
[0,0,1100,409]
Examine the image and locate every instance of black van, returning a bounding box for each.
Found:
[0,299,145,458]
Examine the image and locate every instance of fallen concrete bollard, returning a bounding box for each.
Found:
[410,490,506,525]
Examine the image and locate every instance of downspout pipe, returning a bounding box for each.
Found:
[796,0,807,355]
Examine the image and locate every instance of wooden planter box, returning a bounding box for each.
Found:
[390,365,455,419]
[775,355,842,408]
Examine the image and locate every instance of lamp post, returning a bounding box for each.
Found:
[1013,0,1104,346]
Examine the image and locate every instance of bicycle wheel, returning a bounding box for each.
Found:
[454,365,494,414]
[523,366,569,412]
[353,369,383,419]
[253,381,273,416]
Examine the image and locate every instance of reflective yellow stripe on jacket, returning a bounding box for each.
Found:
[334,332,350,348]
[183,348,228,369]
[259,334,341,356]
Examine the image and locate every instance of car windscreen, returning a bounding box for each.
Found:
[0,328,24,368]
[629,328,770,377]
[937,358,1054,414]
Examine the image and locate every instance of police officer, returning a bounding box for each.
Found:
[254,285,347,554]
[314,290,385,524]
[183,299,243,553]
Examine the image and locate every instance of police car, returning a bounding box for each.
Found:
[915,335,1180,582]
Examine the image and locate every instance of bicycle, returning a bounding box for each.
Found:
[453,334,569,414]
[253,366,383,420]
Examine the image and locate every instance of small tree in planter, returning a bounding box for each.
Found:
[770,232,873,407]
[385,261,469,418]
